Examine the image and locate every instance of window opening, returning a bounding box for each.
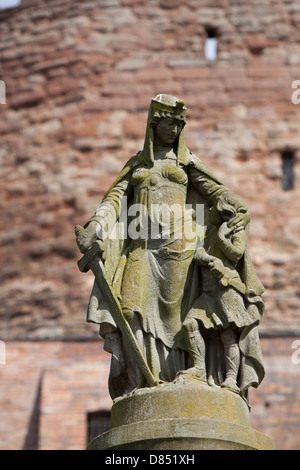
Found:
[281,151,294,191]
[205,27,218,61]
[87,410,111,445]
[0,0,21,9]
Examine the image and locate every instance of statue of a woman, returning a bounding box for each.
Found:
[75,94,264,401]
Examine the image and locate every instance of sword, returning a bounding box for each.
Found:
[77,239,159,388]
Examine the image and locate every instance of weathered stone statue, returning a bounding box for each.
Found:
[76,94,275,450]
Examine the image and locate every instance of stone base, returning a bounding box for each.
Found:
[87,377,276,450]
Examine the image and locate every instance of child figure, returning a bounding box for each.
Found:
[182,192,253,393]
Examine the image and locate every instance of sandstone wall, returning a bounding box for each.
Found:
[1,0,300,338]
[0,0,300,450]
[0,340,112,450]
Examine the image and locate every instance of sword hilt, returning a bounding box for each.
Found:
[77,240,104,273]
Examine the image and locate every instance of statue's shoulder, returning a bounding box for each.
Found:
[122,152,142,171]
[102,153,141,200]
[184,149,209,172]
[114,152,143,179]
[184,150,201,167]
[184,149,226,186]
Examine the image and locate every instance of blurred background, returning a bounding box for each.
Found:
[0,0,300,450]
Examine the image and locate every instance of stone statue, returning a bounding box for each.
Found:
[75,94,265,405]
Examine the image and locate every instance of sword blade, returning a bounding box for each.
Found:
[78,242,158,388]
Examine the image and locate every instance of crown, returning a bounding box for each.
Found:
[151,94,186,122]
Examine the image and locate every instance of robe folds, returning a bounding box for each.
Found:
[85,148,264,399]
[83,93,264,400]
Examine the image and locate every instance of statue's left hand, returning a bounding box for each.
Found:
[218,221,234,238]
[208,258,224,279]
[227,209,250,233]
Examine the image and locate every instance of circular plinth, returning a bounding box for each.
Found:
[87,378,276,450]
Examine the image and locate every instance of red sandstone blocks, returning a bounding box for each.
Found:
[159,0,182,9]
[123,113,147,138]
[243,34,280,53]
[0,0,300,451]
[137,67,174,82]
[248,58,289,79]
[9,89,46,109]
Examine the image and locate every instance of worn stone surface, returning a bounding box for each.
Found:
[110,378,251,428]
[87,380,276,450]
[88,418,276,450]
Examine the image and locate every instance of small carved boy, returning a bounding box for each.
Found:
[182,193,252,393]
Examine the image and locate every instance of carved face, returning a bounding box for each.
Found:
[154,117,183,146]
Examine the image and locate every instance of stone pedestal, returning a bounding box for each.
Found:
[87,378,276,450]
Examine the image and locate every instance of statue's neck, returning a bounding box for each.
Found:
[153,143,176,161]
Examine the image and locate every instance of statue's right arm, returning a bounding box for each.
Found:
[75,172,133,253]
[186,154,230,205]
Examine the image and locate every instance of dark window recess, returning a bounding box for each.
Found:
[281,151,294,191]
[87,410,111,445]
[204,27,219,61]
[205,26,219,39]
